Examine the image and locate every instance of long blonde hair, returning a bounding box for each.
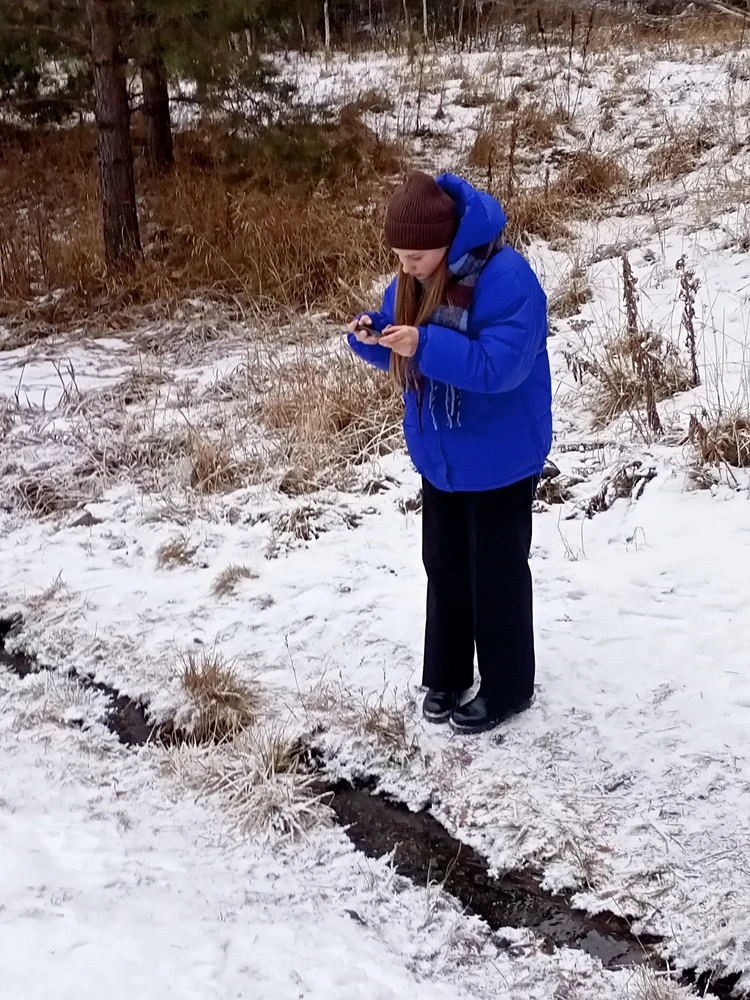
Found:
[391,256,448,389]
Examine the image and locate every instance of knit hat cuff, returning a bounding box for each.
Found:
[384,217,457,251]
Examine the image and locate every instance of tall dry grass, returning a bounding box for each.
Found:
[0,111,401,325]
[262,347,403,491]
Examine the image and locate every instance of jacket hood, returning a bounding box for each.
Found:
[436,173,507,265]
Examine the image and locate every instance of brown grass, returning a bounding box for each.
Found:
[647,130,714,183]
[566,332,692,429]
[566,254,691,433]
[556,151,628,201]
[188,434,240,493]
[689,412,750,468]
[471,109,628,247]
[469,101,563,169]
[262,348,403,490]
[211,563,259,597]
[549,267,592,319]
[514,1,745,52]
[13,476,91,516]
[180,648,258,743]
[0,113,400,325]
[157,535,198,568]
[502,185,573,247]
[350,88,395,115]
[248,724,304,777]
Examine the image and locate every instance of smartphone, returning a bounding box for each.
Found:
[356,317,384,337]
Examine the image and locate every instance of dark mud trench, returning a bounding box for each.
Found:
[331,781,654,966]
[0,616,165,746]
[329,791,740,996]
[0,617,741,997]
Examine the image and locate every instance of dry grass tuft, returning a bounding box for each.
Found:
[689,411,750,468]
[180,648,258,743]
[626,968,687,1000]
[557,151,628,201]
[157,535,198,568]
[262,348,403,490]
[469,102,562,169]
[27,572,69,610]
[647,130,713,183]
[566,254,691,433]
[188,434,240,493]
[118,368,170,405]
[502,185,572,247]
[14,476,90,516]
[302,678,346,713]
[355,692,417,757]
[350,88,395,115]
[567,332,692,429]
[248,723,305,777]
[166,727,331,843]
[549,267,592,319]
[211,563,258,597]
[272,504,326,542]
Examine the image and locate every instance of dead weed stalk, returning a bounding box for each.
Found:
[565,255,691,434]
[676,256,700,388]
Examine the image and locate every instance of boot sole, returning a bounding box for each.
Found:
[423,709,454,724]
[449,698,533,735]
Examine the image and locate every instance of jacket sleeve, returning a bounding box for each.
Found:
[347,277,397,373]
[415,265,547,394]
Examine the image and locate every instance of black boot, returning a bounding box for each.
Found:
[449,693,533,735]
[422,689,461,724]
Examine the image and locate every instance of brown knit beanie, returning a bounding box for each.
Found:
[384,172,458,251]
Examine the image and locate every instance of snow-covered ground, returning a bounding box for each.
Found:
[3,36,750,1000]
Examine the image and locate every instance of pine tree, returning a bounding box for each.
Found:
[86,0,142,267]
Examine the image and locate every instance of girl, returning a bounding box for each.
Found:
[348,172,552,735]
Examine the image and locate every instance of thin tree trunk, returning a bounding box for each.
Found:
[323,0,331,53]
[86,0,140,268]
[422,0,428,39]
[457,0,465,50]
[141,55,174,173]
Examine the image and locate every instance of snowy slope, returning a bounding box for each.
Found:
[3,39,750,1000]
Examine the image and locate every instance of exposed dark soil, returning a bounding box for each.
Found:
[0,615,168,746]
[330,779,655,967]
[329,782,742,996]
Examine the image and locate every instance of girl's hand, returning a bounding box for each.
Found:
[380,325,420,358]
[348,315,381,345]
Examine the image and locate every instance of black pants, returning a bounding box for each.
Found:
[421,476,536,709]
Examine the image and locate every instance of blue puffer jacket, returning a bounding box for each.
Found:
[348,174,552,493]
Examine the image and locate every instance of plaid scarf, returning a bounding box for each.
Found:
[406,232,505,429]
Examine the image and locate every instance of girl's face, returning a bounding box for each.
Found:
[393,247,448,283]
